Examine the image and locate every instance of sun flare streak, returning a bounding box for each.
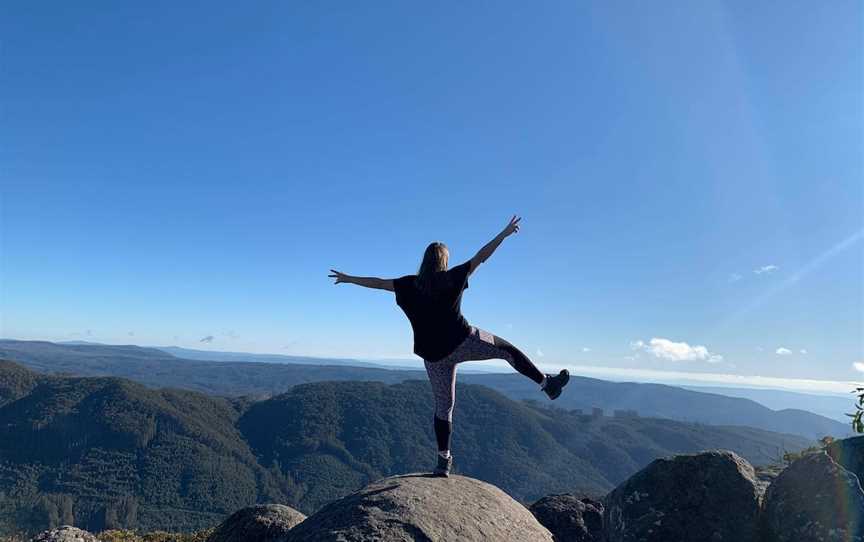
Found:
[729,229,864,321]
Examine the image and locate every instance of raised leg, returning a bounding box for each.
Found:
[421,326,556,464]
[489,333,545,385]
[455,327,545,385]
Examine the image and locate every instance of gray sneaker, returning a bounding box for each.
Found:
[434,454,452,477]
[543,369,570,400]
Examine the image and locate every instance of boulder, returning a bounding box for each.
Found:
[207,504,306,542]
[285,473,554,541]
[30,526,100,542]
[763,450,864,542]
[529,494,603,542]
[604,450,760,542]
[827,435,864,479]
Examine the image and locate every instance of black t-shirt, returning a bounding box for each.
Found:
[393,261,472,362]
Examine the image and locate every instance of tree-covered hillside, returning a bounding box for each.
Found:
[0,340,849,440]
[0,361,287,535]
[0,360,810,536]
[239,380,811,512]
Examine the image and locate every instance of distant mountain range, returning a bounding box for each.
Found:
[0,360,810,536]
[0,339,850,440]
[460,374,851,441]
[57,341,428,371]
[682,385,852,423]
[154,345,420,370]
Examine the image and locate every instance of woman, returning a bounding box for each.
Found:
[328,215,570,477]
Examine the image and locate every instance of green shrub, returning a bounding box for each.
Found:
[99,528,214,542]
[850,387,864,433]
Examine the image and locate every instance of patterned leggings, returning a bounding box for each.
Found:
[424,326,545,424]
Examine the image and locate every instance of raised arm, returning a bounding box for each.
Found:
[329,270,395,291]
[468,215,521,274]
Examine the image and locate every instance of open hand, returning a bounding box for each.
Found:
[329,269,349,284]
[502,215,521,237]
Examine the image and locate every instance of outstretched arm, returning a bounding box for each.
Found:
[468,215,521,274]
[329,270,395,291]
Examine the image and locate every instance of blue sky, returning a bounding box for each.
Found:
[1,1,862,391]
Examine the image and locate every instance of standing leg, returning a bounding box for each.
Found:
[424,358,458,455]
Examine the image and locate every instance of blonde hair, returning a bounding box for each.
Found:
[415,242,449,296]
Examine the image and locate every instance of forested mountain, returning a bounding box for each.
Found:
[0,360,809,536]
[0,361,284,535]
[0,339,849,439]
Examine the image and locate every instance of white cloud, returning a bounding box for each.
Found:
[582,347,591,352]
[775,347,792,356]
[754,265,779,275]
[536,348,545,358]
[800,349,808,355]
[854,362,864,373]
[728,273,743,283]
[632,337,723,363]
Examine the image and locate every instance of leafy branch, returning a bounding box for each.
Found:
[848,387,864,433]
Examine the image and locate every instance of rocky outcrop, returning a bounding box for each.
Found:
[763,450,864,542]
[604,450,760,542]
[827,435,864,479]
[285,473,553,541]
[753,463,784,502]
[30,526,100,542]
[529,494,603,542]
[207,504,306,542]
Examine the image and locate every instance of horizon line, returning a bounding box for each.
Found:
[1,336,857,397]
